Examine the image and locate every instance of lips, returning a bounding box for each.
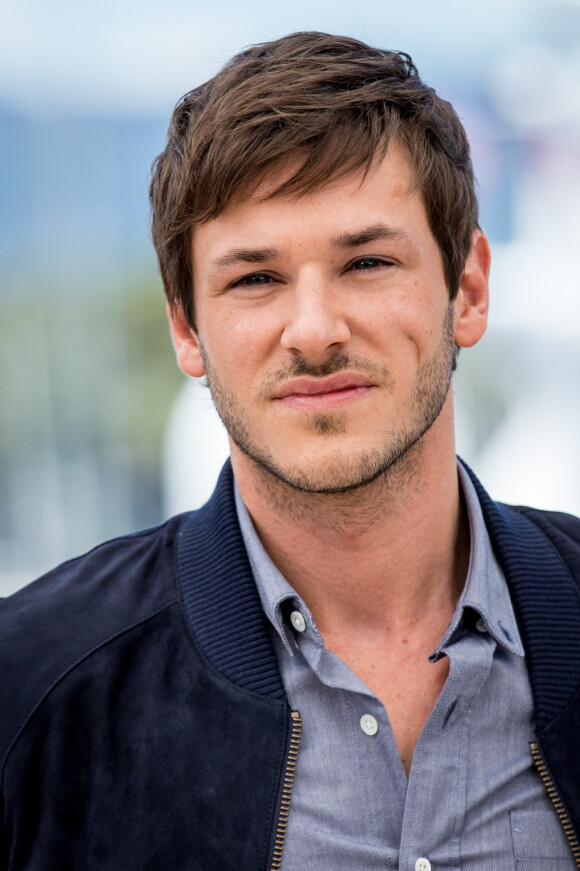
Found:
[272,374,375,410]
[274,373,373,398]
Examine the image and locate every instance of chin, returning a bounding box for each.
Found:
[236,434,422,495]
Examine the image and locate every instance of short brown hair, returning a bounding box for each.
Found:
[150,31,478,328]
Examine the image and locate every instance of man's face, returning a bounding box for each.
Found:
[174,144,482,493]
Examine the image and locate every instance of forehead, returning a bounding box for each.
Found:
[241,141,416,219]
[240,139,416,205]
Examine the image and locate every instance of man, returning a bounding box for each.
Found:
[2,32,580,871]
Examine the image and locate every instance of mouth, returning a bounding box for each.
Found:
[273,373,375,409]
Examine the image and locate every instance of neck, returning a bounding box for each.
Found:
[231,400,469,638]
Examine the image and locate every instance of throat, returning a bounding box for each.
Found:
[241,438,428,538]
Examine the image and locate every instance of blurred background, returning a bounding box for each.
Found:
[2,0,580,594]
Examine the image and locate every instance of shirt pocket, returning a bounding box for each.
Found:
[511,810,577,870]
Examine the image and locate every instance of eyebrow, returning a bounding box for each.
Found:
[331,225,413,249]
[209,247,280,274]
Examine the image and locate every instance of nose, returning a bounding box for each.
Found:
[280,271,351,362]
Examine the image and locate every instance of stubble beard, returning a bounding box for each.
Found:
[199,304,457,497]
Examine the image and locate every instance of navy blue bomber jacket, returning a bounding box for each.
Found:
[2,460,580,870]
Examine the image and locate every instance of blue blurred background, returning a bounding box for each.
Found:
[2,0,580,593]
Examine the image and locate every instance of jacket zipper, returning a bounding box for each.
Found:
[270,711,302,871]
[530,741,580,869]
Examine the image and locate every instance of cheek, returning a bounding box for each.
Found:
[222,302,281,353]
[201,306,276,386]
[363,296,434,361]
[387,288,449,352]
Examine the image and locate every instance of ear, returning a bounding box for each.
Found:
[166,303,206,378]
[453,230,490,349]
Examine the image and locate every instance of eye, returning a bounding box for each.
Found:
[231,272,274,288]
[350,257,393,272]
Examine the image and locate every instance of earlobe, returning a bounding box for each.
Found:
[454,230,490,349]
[166,302,206,378]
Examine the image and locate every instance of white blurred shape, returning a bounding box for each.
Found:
[490,242,580,337]
[162,378,230,516]
[476,395,580,514]
[487,43,580,131]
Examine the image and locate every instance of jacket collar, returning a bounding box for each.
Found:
[176,460,287,701]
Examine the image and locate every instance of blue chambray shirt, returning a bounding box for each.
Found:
[235,463,575,870]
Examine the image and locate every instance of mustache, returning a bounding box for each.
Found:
[282,352,367,378]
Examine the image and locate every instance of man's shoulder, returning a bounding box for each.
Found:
[506,503,580,579]
[461,460,580,572]
[0,512,187,627]
[509,504,580,543]
[0,513,190,762]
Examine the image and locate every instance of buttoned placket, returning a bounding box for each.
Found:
[397,628,497,871]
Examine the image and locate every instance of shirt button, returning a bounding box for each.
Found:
[415,859,431,871]
[475,617,488,633]
[360,714,379,736]
[290,611,306,632]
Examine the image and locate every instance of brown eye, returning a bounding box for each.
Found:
[351,258,391,271]
[232,272,273,287]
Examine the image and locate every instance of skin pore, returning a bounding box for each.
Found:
[169,143,490,773]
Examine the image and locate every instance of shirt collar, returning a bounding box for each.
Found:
[434,461,524,658]
[234,462,524,660]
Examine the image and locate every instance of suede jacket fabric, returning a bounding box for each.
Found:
[2,460,580,870]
